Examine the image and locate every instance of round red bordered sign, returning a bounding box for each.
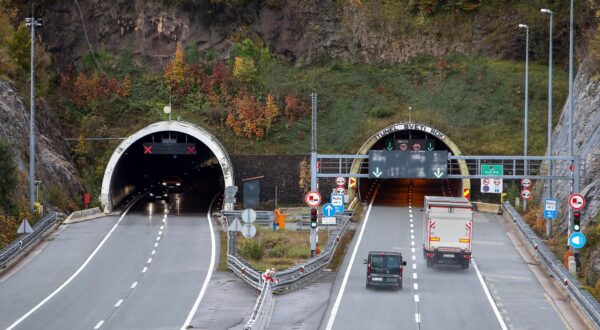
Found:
[569,194,586,210]
[305,191,322,207]
[520,188,532,200]
[335,177,346,187]
[520,178,532,188]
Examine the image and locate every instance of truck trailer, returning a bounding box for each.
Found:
[423,196,474,269]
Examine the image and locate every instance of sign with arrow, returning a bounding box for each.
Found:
[322,203,335,217]
[368,150,448,179]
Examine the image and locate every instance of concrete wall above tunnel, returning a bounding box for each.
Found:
[350,122,470,198]
[100,120,234,213]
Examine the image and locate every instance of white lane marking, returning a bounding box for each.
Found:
[154,243,159,248]
[6,201,137,330]
[142,267,148,273]
[411,241,415,246]
[412,264,417,270]
[94,320,105,329]
[180,193,219,330]
[413,273,418,280]
[409,214,413,218]
[151,250,156,255]
[114,299,124,307]
[325,186,379,330]
[147,258,152,264]
[158,231,163,235]
[156,236,161,241]
[409,206,412,209]
[412,255,416,261]
[411,235,414,240]
[414,294,420,302]
[414,283,419,290]
[410,229,414,234]
[410,223,414,228]
[472,259,508,330]
[415,313,421,323]
[160,226,164,230]
[130,282,138,289]
[409,210,412,213]
[411,248,415,253]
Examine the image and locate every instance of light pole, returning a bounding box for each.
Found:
[519,24,529,212]
[25,5,42,213]
[541,8,553,238]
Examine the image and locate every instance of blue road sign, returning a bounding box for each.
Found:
[570,232,587,249]
[544,199,558,219]
[331,194,344,214]
[322,203,336,217]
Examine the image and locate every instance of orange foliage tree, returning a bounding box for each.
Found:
[226,87,280,139]
[59,66,131,110]
[284,94,309,124]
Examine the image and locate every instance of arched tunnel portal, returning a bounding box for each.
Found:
[100,121,234,213]
[350,123,470,206]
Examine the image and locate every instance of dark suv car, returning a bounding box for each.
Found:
[364,251,407,290]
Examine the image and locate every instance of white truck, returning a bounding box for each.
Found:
[423,196,473,269]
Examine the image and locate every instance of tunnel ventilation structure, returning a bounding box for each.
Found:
[100,121,234,213]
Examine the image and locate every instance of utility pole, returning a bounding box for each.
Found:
[25,2,42,213]
[310,93,318,258]
[519,24,529,212]
[541,8,553,238]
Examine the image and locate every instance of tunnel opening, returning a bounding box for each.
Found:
[351,123,469,207]
[101,121,234,213]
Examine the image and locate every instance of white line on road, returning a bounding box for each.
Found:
[94,320,105,329]
[413,273,418,280]
[156,236,161,241]
[181,192,219,330]
[415,313,421,323]
[142,267,148,273]
[414,283,419,290]
[411,248,415,253]
[147,258,152,264]
[411,241,415,246]
[411,235,414,240]
[6,201,138,330]
[160,226,164,230]
[151,250,156,255]
[412,255,416,261]
[325,186,379,330]
[410,229,414,234]
[130,281,138,289]
[154,243,159,248]
[414,294,420,302]
[410,223,413,228]
[472,259,508,330]
[413,264,416,270]
[158,231,163,235]
[114,299,124,307]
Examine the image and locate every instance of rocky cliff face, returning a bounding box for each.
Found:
[34,1,579,71]
[0,80,82,206]
[545,57,600,227]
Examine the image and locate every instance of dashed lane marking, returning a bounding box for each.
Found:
[114,299,124,307]
[130,282,138,289]
[94,320,105,329]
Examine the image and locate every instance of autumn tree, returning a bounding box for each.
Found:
[233,56,256,83]
[263,94,279,133]
[284,94,309,125]
[226,88,280,139]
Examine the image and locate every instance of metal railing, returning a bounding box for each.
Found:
[503,202,600,329]
[0,212,64,269]
[244,280,275,330]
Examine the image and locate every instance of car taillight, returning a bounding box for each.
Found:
[367,264,371,274]
[463,255,471,259]
[426,253,434,258]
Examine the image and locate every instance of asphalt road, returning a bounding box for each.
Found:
[322,179,568,330]
[0,192,216,330]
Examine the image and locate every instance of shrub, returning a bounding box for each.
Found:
[239,237,263,261]
[369,105,393,118]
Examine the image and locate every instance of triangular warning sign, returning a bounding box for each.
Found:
[227,218,243,232]
[17,219,33,234]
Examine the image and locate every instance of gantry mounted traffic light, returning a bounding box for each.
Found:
[310,208,318,229]
[573,211,581,232]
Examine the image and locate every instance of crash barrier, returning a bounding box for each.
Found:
[225,198,357,329]
[221,210,275,226]
[63,207,103,223]
[503,202,600,329]
[473,202,501,214]
[0,212,64,269]
[244,273,275,330]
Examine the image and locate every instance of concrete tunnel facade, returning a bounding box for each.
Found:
[100,120,234,213]
[349,122,471,199]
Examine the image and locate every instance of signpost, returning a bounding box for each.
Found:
[305,191,322,207]
[544,199,558,219]
[569,232,586,249]
[569,193,586,210]
[331,194,344,214]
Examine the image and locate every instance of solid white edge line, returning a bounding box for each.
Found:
[325,185,380,330]
[180,192,218,330]
[472,259,508,330]
[6,201,137,330]
[94,320,105,329]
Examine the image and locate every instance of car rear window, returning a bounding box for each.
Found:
[371,255,401,273]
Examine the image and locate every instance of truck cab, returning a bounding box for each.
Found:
[364,251,407,290]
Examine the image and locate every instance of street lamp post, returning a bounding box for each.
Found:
[519,24,529,212]
[25,8,42,213]
[541,8,553,238]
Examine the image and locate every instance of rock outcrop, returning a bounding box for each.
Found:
[0,80,82,206]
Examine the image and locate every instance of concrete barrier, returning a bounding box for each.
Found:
[63,207,104,224]
[473,202,501,214]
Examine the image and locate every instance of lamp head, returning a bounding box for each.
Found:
[518,24,528,29]
[540,8,553,14]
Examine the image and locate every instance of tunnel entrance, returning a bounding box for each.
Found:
[100,121,234,213]
[351,123,469,206]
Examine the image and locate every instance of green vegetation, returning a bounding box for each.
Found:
[236,228,328,271]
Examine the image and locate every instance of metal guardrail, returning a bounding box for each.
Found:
[225,199,357,329]
[503,202,600,329]
[0,212,64,269]
[222,210,274,226]
[244,280,274,330]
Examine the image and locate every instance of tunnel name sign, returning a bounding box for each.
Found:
[375,123,446,141]
[368,150,448,179]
